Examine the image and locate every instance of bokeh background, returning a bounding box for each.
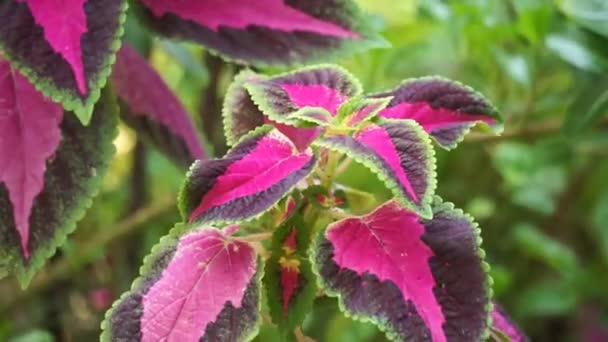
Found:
[1,0,607,341]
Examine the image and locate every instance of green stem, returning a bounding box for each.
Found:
[321,149,341,188]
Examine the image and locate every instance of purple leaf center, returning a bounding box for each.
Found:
[380,102,496,132]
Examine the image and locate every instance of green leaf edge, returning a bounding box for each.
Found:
[313,118,436,219]
[10,88,119,288]
[0,0,128,125]
[244,64,363,126]
[100,223,265,342]
[222,69,268,146]
[339,96,393,127]
[371,76,504,151]
[308,196,494,342]
[263,214,317,338]
[178,124,317,227]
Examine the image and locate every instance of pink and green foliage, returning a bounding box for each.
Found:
[101,225,261,342]
[0,59,117,286]
[101,64,521,341]
[111,45,206,167]
[0,0,385,291]
[0,0,382,123]
[263,200,317,337]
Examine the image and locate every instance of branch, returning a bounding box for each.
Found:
[465,118,608,144]
[0,197,177,313]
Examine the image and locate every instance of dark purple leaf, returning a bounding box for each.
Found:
[112,45,206,167]
[373,77,502,149]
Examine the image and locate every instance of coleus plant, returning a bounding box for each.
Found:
[102,65,528,341]
[0,0,383,286]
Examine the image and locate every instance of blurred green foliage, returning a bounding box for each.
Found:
[1,0,608,341]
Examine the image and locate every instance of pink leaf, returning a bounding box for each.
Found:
[0,60,63,258]
[141,228,256,341]
[103,226,261,341]
[313,199,491,341]
[491,302,529,342]
[326,201,446,341]
[17,0,88,94]
[180,127,315,224]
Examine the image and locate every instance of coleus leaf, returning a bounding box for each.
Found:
[0,0,127,123]
[491,302,529,342]
[263,211,317,337]
[0,61,117,286]
[111,45,206,168]
[101,225,261,342]
[311,198,492,342]
[133,0,386,66]
[179,126,316,225]
[372,77,502,149]
[314,119,436,218]
[223,65,362,149]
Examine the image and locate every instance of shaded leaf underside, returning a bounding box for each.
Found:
[112,45,206,167]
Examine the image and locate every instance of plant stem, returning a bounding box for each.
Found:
[240,232,273,243]
[321,149,340,188]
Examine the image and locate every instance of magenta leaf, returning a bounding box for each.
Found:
[263,210,316,337]
[0,0,127,123]
[315,119,436,218]
[245,65,361,124]
[0,61,118,286]
[134,0,385,66]
[223,66,361,149]
[0,60,63,259]
[112,45,206,167]
[101,225,261,341]
[179,126,316,225]
[491,302,529,342]
[312,198,492,342]
[373,77,502,149]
